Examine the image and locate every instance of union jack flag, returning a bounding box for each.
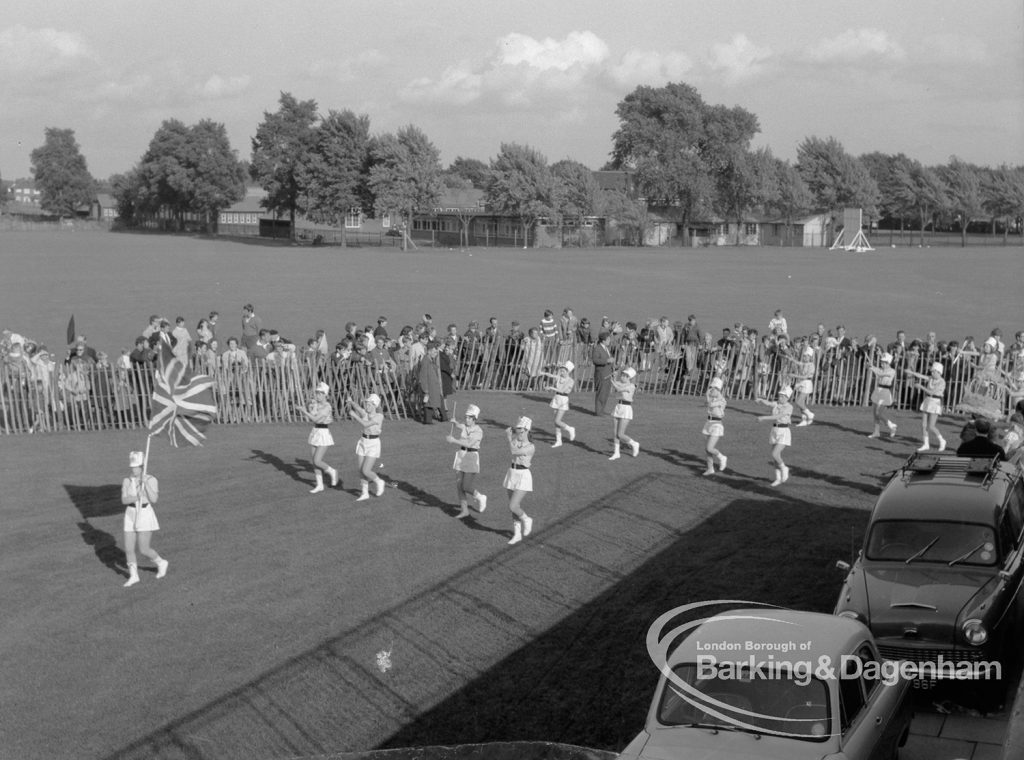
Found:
[150,341,217,446]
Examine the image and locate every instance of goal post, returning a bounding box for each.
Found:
[829,208,874,252]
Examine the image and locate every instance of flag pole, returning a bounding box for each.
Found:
[139,433,153,506]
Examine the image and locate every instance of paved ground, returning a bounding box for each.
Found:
[903,705,1008,760]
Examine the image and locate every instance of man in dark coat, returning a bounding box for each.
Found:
[417,342,444,424]
[592,331,613,416]
[956,418,1005,460]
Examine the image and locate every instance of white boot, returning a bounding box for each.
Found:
[781,464,790,482]
[356,480,370,501]
[868,425,880,439]
[609,441,621,460]
[124,563,140,588]
[937,435,947,452]
[374,477,385,496]
[474,491,487,512]
[522,514,533,537]
[630,440,640,457]
[717,453,728,472]
[887,421,898,437]
[703,457,715,476]
[455,502,470,519]
[508,521,523,545]
[326,466,338,488]
[770,468,782,487]
[917,436,930,452]
[552,429,563,448]
[310,470,324,494]
[155,557,169,579]
[567,425,576,442]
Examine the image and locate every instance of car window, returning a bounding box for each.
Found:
[1007,482,1024,537]
[998,511,1016,558]
[838,671,865,733]
[854,644,880,700]
[659,663,830,741]
[866,520,998,565]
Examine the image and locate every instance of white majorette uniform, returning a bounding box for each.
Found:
[870,363,896,406]
[703,388,726,438]
[768,400,794,447]
[453,420,483,474]
[503,434,535,492]
[306,397,335,447]
[355,407,383,459]
[611,377,636,420]
[549,374,574,411]
[122,471,160,532]
[919,375,945,415]
[795,357,815,395]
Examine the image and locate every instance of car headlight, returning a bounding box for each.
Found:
[837,609,865,623]
[962,619,988,646]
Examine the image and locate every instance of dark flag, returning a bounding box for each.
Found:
[66,315,76,347]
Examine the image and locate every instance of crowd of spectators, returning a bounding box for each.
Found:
[3,304,1023,432]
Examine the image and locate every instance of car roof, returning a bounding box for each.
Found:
[668,609,870,666]
[873,454,1018,524]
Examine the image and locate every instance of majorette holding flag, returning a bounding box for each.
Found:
[149,341,217,446]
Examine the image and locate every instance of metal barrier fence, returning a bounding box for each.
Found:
[1,342,1016,435]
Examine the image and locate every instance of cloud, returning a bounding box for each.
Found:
[399,30,693,109]
[708,34,771,83]
[805,28,905,63]
[497,30,609,70]
[195,74,251,99]
[608,50,693,88]
[0,24,93,75]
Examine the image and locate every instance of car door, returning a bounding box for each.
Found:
[838,643,906,760]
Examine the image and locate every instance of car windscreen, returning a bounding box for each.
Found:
[865,520,998,565]
[657,663,831,741]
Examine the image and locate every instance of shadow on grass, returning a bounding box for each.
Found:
[103,475,869,759]
[248,449,310,484]
[65,484,128,578]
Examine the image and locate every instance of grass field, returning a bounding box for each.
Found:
[1,231,1022,759]
[1,231,1021,356]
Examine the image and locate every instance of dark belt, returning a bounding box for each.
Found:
[132,504,151,509]
[617,400,632,405]
[927,394,941,398]
[878,384,892,388]
[460,446,478,452]
[314,423,329,429]
[362,434,380,439]
[707,416,722,421]
[511,463,529,470]
[773,423,790,428]
[556,393,569,397]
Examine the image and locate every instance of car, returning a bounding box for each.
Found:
[835,452,1024,698]
[618,608,912,760]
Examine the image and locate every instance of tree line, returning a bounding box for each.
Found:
[10,84,1024,246]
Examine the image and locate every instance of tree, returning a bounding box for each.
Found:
[551,159,601,220]
[110,169,145,226]
[30,127,94,217]
[981,165,1024,245]
[304,109,371,245]
[860,152,917,239]
[611,82,714,246]
[597,188,648,246]
[485,142,561,247]
[938,157,985,248]
[134,119,194,228]
[767,159,814,246]
[367,124,444,250]
[186,119,247,230]
[250,92,319,240]
[796,136,880,240]
[701,103,762,241]
[446,156,490,189]
[891,161,948,247]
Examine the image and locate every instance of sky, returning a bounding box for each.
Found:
[1,0,1022,181]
